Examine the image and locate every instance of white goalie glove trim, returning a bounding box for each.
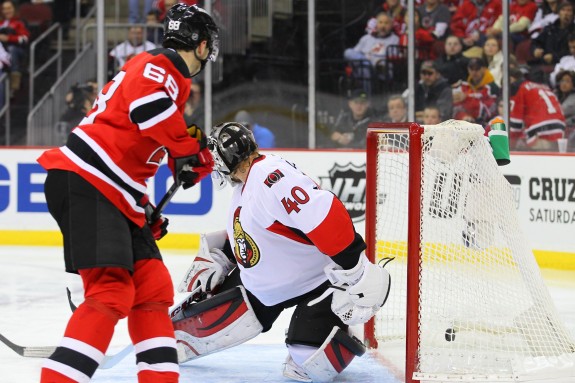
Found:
[178,230,234,293]
[310,253,392,325]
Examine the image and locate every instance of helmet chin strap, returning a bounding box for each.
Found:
[191,48,208,77]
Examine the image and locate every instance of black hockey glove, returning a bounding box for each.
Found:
[141,195,169,240]
[168,148,214,189]
[168,124,214,189]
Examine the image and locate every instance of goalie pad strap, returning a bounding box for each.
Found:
[302,327,365,382]
[173,286,263,363]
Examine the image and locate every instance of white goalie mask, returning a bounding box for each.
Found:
[208,122,258,189]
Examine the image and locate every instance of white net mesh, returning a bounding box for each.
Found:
[371,120,575,381]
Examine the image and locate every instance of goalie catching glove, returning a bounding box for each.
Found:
[310,252,392,325]
[178,230,235,294]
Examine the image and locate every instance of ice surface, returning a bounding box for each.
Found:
[1,246,573,383]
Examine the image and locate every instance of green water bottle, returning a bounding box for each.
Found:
[488,117,510,166]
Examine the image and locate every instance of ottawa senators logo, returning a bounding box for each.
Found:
[147,146,168,166]
[264,169,284,188]
[232,207,260,268]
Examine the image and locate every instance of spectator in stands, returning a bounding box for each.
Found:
[509,67,565,150]
[56,82,96,141]
[452,57,500,125]
[382,94,407,123]
[486,97,504,131]
[450,0,502,54]
[0,1,30,98]
[129,0,154,23]
[486,0,538,45]
[414,60,453,122]
[109,26,156,70]
[234,110,276,149]
[554,70,575,126]
[0,42,9,112]
[28,0,73,40]
[529,0,560,39]
[434,35,470,85]
[444,0,464,14]
[531,1,575,65]
[418,0,452,40]
[330,89,378,148]
[483,37,504,86]
[344,12,399,94]
[156,0,197,22]
[146,9,163,45]
[549,33,575,87]
[379,0,406,36]
[422,105,442,125]
[82,78,98,104]
[184,82,204,127]
[379,94,409,149]
[399,8,437,60]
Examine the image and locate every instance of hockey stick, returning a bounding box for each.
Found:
[73,291,207,369]
[0,332,133,367]
[0,333,56,358]
[150,182,181,223]
[1,185,183,365]
[0,290,78,357]
[64,289,135,369]
[66,287,77,312]
[150,153,205,223]
[0,291,133,367]
[60,288,207,369]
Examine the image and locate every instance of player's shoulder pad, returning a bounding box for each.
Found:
[147,48,191,79]
[252,155,317,195]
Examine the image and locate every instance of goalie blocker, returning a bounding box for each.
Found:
[172,286,263,363]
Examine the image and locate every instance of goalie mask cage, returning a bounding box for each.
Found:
[364,121,575,382]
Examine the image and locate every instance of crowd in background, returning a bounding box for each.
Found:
[2,0,575,152]
[336,0,575,152]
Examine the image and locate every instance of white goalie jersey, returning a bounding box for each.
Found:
[225,154,359,306]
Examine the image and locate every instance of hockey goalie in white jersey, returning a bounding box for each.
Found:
[171,122,392,382]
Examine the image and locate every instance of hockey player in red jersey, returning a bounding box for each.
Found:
[508,67,566,150]
[36,4,218,383]
[172,122,392,382]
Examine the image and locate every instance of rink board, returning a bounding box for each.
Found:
[0,148,574,269]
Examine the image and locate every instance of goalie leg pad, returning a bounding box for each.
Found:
[172,286,263,363]
[301,326,366,382]
[286,287,346,347]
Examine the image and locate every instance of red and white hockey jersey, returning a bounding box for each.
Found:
[509,80,565,145]
[38,48,201,226]
[226,155,364,306]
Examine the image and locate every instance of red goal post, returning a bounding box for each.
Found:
[364,121,575,383]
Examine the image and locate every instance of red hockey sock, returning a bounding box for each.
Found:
[129,259,179,383]
[40,369,79,383]
[40,267,134,383]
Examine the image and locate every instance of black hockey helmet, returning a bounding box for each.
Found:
[208,122,258,187]
[163,4,219,63]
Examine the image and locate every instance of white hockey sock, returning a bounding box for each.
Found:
[287,343,318,366]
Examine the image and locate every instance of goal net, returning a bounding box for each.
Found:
[364,120,575,382]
